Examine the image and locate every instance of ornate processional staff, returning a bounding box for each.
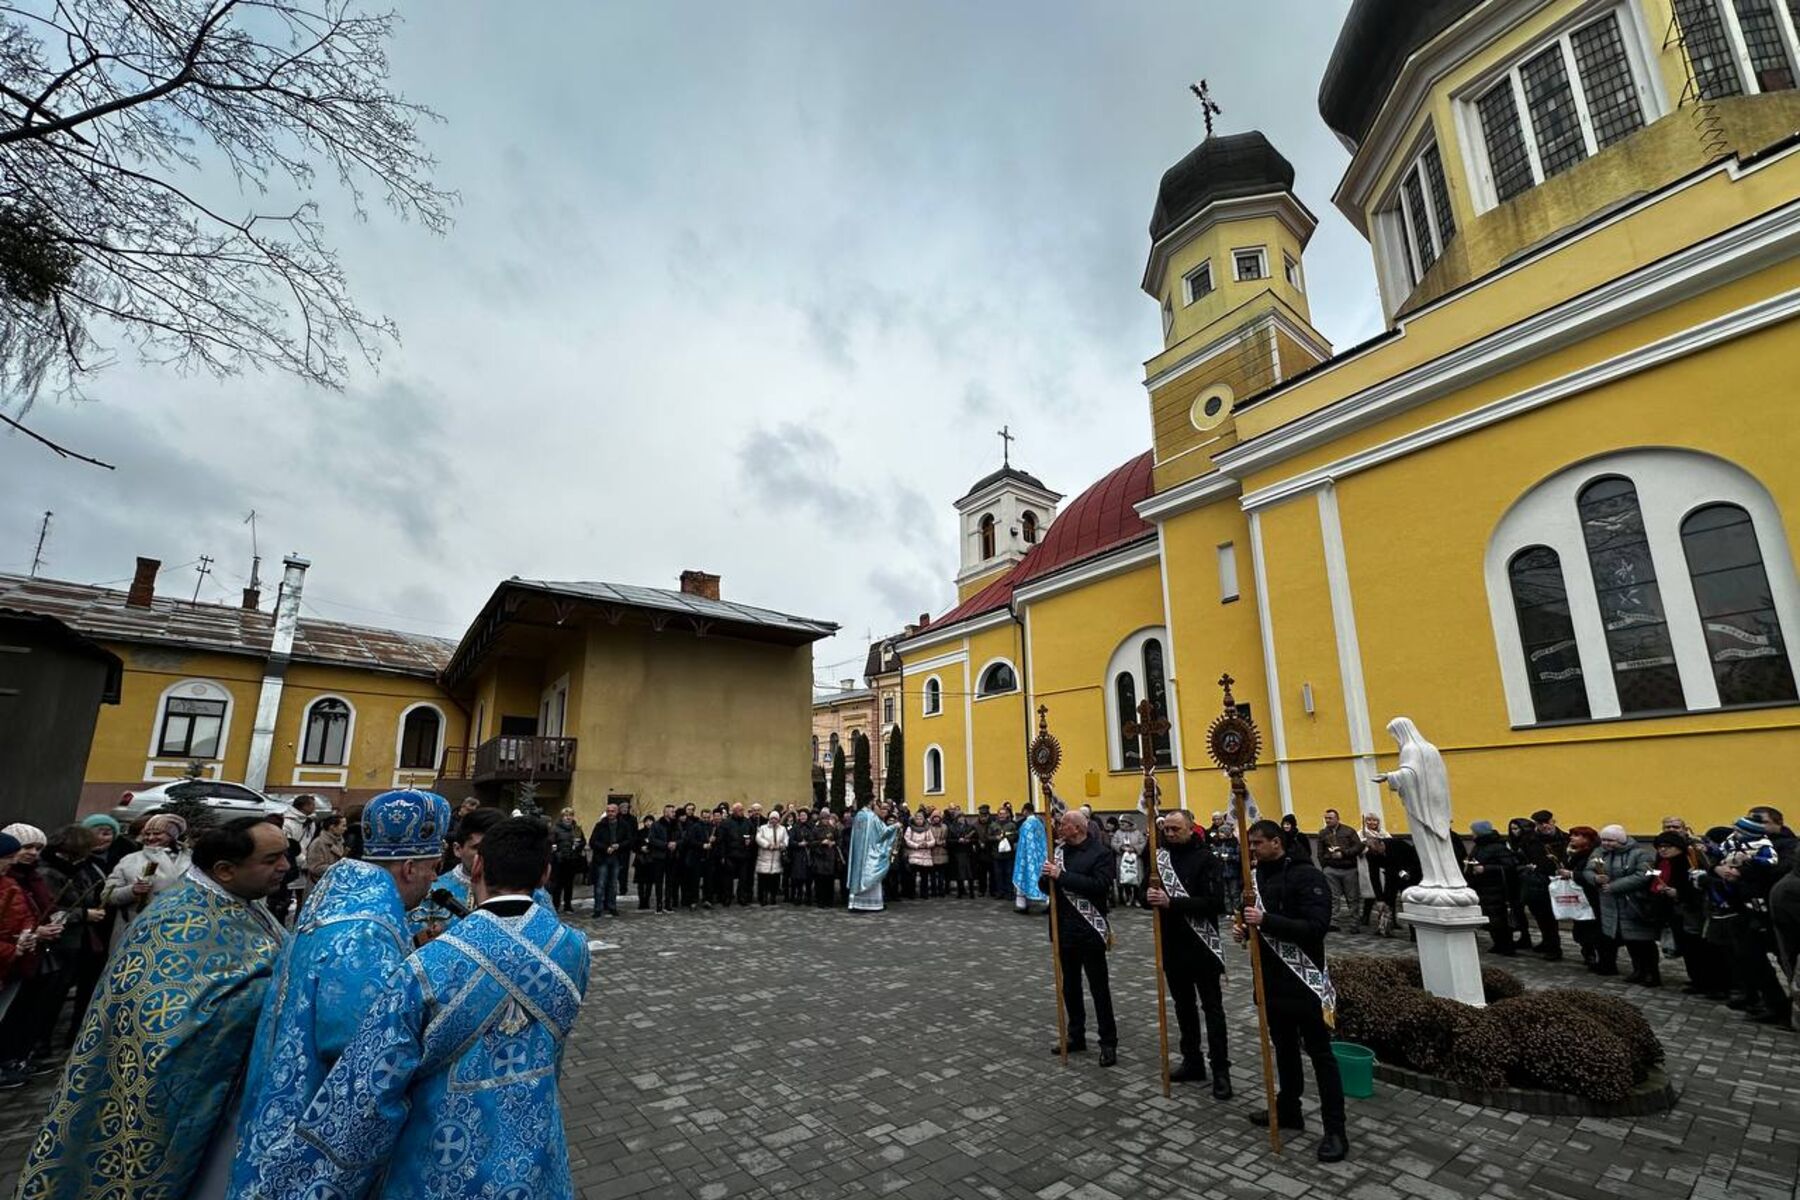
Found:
[1123,698,1174,1099]
[1027,705,1070,1063]
[1206,674,1283,1154]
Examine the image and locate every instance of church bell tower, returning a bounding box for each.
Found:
[952,431,1061,602]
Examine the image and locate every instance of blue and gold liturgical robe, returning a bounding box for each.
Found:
[1012,815,1048,904]
[409,864,554,934]
[228,859,415,1196]
[15,871,283,1200]
[845,807,898,910]
[242,899,589,1200]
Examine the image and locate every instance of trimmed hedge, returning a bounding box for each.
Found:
[1333,956,1664,1102]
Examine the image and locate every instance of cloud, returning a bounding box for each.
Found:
[737,422,859,518]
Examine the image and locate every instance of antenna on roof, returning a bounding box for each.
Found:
[1190,78,1222,139]
[29,510,51,577]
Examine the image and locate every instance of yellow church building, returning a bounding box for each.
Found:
[897,0,1800,836]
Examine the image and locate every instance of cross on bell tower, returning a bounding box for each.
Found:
[1189,78,1222,138]
[996,424,1015,467]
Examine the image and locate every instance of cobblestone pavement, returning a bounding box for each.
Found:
[1,893,1796,1199]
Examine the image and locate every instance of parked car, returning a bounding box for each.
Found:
[115,778,286,824]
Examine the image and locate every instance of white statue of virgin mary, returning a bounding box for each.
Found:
[1376,717,1476,905]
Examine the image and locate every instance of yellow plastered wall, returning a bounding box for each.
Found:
[84,646,263,788]
[967,622,1027,811]
[1157,215,1311,348]
[904,643,969,811]
[565,624,813,827]
[1153,501,1273,814]
[269,664,461,797]
[1020,561,1167,812]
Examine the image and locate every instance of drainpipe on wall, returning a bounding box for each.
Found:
[244,555,309,793]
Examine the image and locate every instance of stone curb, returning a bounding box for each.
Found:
[1369,1061,1679,1117]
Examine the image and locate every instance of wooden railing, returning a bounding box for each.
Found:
[471,735,577,784]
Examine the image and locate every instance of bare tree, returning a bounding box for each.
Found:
[0,0,453,464]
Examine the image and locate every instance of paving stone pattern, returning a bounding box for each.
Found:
[0,896,1795,1199]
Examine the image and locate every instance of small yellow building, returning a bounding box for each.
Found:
[898,0,1800,836]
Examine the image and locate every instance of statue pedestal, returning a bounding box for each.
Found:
[1399,890,1488,1008]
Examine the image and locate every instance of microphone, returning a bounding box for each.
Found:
[429,887,470,920]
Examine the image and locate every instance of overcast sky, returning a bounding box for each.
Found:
[2,1,1377,689]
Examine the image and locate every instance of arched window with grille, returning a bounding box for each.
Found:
[1578,477,1684,713]
[398,705,443,770]
[1021,511,1039,544]
[1115,673,1140,770]
[301,697,352,766]
[979,514,997,559]
[1681,503,1798,705]
[1140,638,1174,766]
[1507,546,1590,722]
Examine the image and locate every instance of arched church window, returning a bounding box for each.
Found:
[1681,503,1798,705]
[1578,477,1684,713]
[398,706,443,769]
[979,514,996,560]
[977,662,1017,696]
[1021,511,1038,545]
[924,747,944,794]
[922,676,942,716]
[301,697,352,766]
[1141,639,1173,767]
[1507,546,1590,722]
[1115,674,1140,770]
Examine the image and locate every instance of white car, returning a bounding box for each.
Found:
[114,779,298,824]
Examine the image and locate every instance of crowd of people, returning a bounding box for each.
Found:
[0,793,588,1199]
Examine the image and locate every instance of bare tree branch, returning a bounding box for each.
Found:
[0,406,114,467]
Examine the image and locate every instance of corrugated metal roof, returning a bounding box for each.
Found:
[513,580,838,638]
[0,573,456,678]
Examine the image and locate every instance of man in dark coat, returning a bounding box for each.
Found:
[589,803,630,918]
[1147,809,1231,1098]
[1041,810,1118,1066]
[679,812,711,911]
[1240,819,1348,1163]
[722,804,755,907]
[638,806,676,913]
[972,808,995,898]
[946,809,978,899]
[1464,820,1519,954]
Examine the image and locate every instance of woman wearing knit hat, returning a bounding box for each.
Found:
[0,824,66,1083]
[101,813,190,953]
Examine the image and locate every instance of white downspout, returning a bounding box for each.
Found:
[244,555,309,793]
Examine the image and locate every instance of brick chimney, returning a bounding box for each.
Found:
[126,557,160,608]
[679,570,721,601]
[241,586,261,611]
[917,611,930,628]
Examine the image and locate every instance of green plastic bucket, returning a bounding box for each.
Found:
[1332,1041,1376,1099]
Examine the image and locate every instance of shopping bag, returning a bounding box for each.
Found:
[1548,877,1594,922]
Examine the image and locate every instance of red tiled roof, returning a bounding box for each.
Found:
[927,450,1156,630]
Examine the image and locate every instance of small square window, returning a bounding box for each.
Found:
[1283,253,1302,291]
[1217,542,1240,603]
[1184,261,1213,304]
[1233,248,1268,281]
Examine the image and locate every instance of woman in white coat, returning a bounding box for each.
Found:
[754,814,788,907]
[101,813,191,952]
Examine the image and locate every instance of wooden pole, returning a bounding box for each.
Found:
[1143,782,1173,1098]
[1040,778,1069,1063]
[1234,775,1282,1154]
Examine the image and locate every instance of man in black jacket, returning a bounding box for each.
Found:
[1147,809,1232,1098]
[589,803,630,918]
[1042,810,1118,1066]
[1240,819,1348,1163]
[638,806,676,913]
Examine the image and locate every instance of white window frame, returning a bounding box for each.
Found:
[145,679,235,774]
[1282,252,1303,292]
[1458,2,1665,214]
[1705,0,1800,97]
[1183,260,1214,305]
[1217,543,1241,603]
[298,694,357,768]
[1231,246,1268,282]
[1382,133,1457,289]
[1161,296,1175,340]
[923,745,945,795]
[974,657,1019,700]
[922,675,943,717]
[1484,449,1800,726]
[394,701,446,772]
[1103,626,1170,770]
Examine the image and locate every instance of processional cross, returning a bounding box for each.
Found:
[1189,78,1222,138]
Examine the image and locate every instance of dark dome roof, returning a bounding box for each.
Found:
[1319,0,1483,146]
[957,464,1050,505]
[1149,132,1295,242]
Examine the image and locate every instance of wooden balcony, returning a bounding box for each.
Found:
[441,736,577,784]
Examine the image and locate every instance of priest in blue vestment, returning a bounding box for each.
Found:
[410,806,554,936]
[227,789,452,1197]
[241,817,589,1200]
[845,800,900,912]
[1012,802,1050,912]
[15,818,290,1200]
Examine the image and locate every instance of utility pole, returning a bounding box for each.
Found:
[191,555,214,605]
[29,511,51,577]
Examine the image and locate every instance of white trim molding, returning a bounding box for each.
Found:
[296,693,357,770]
[1154,524,1191,811]
[1136,471,1242,523]
[920,674,945,717]
[898,608,1011,656]
[394,701,447,774]
[973,657,1021,701]
[923,744,946,795]
[901,649,968,676]
[1011,539,1160,606]
[1316,484,1383,817]
[1247,512,1294,813]
[1145,305,1332,394]
[1238,286,1800,512]
[1143,191,1319,295]
[962,653,976,800]
[1103,626,1174,772]
[144,678,235,769]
